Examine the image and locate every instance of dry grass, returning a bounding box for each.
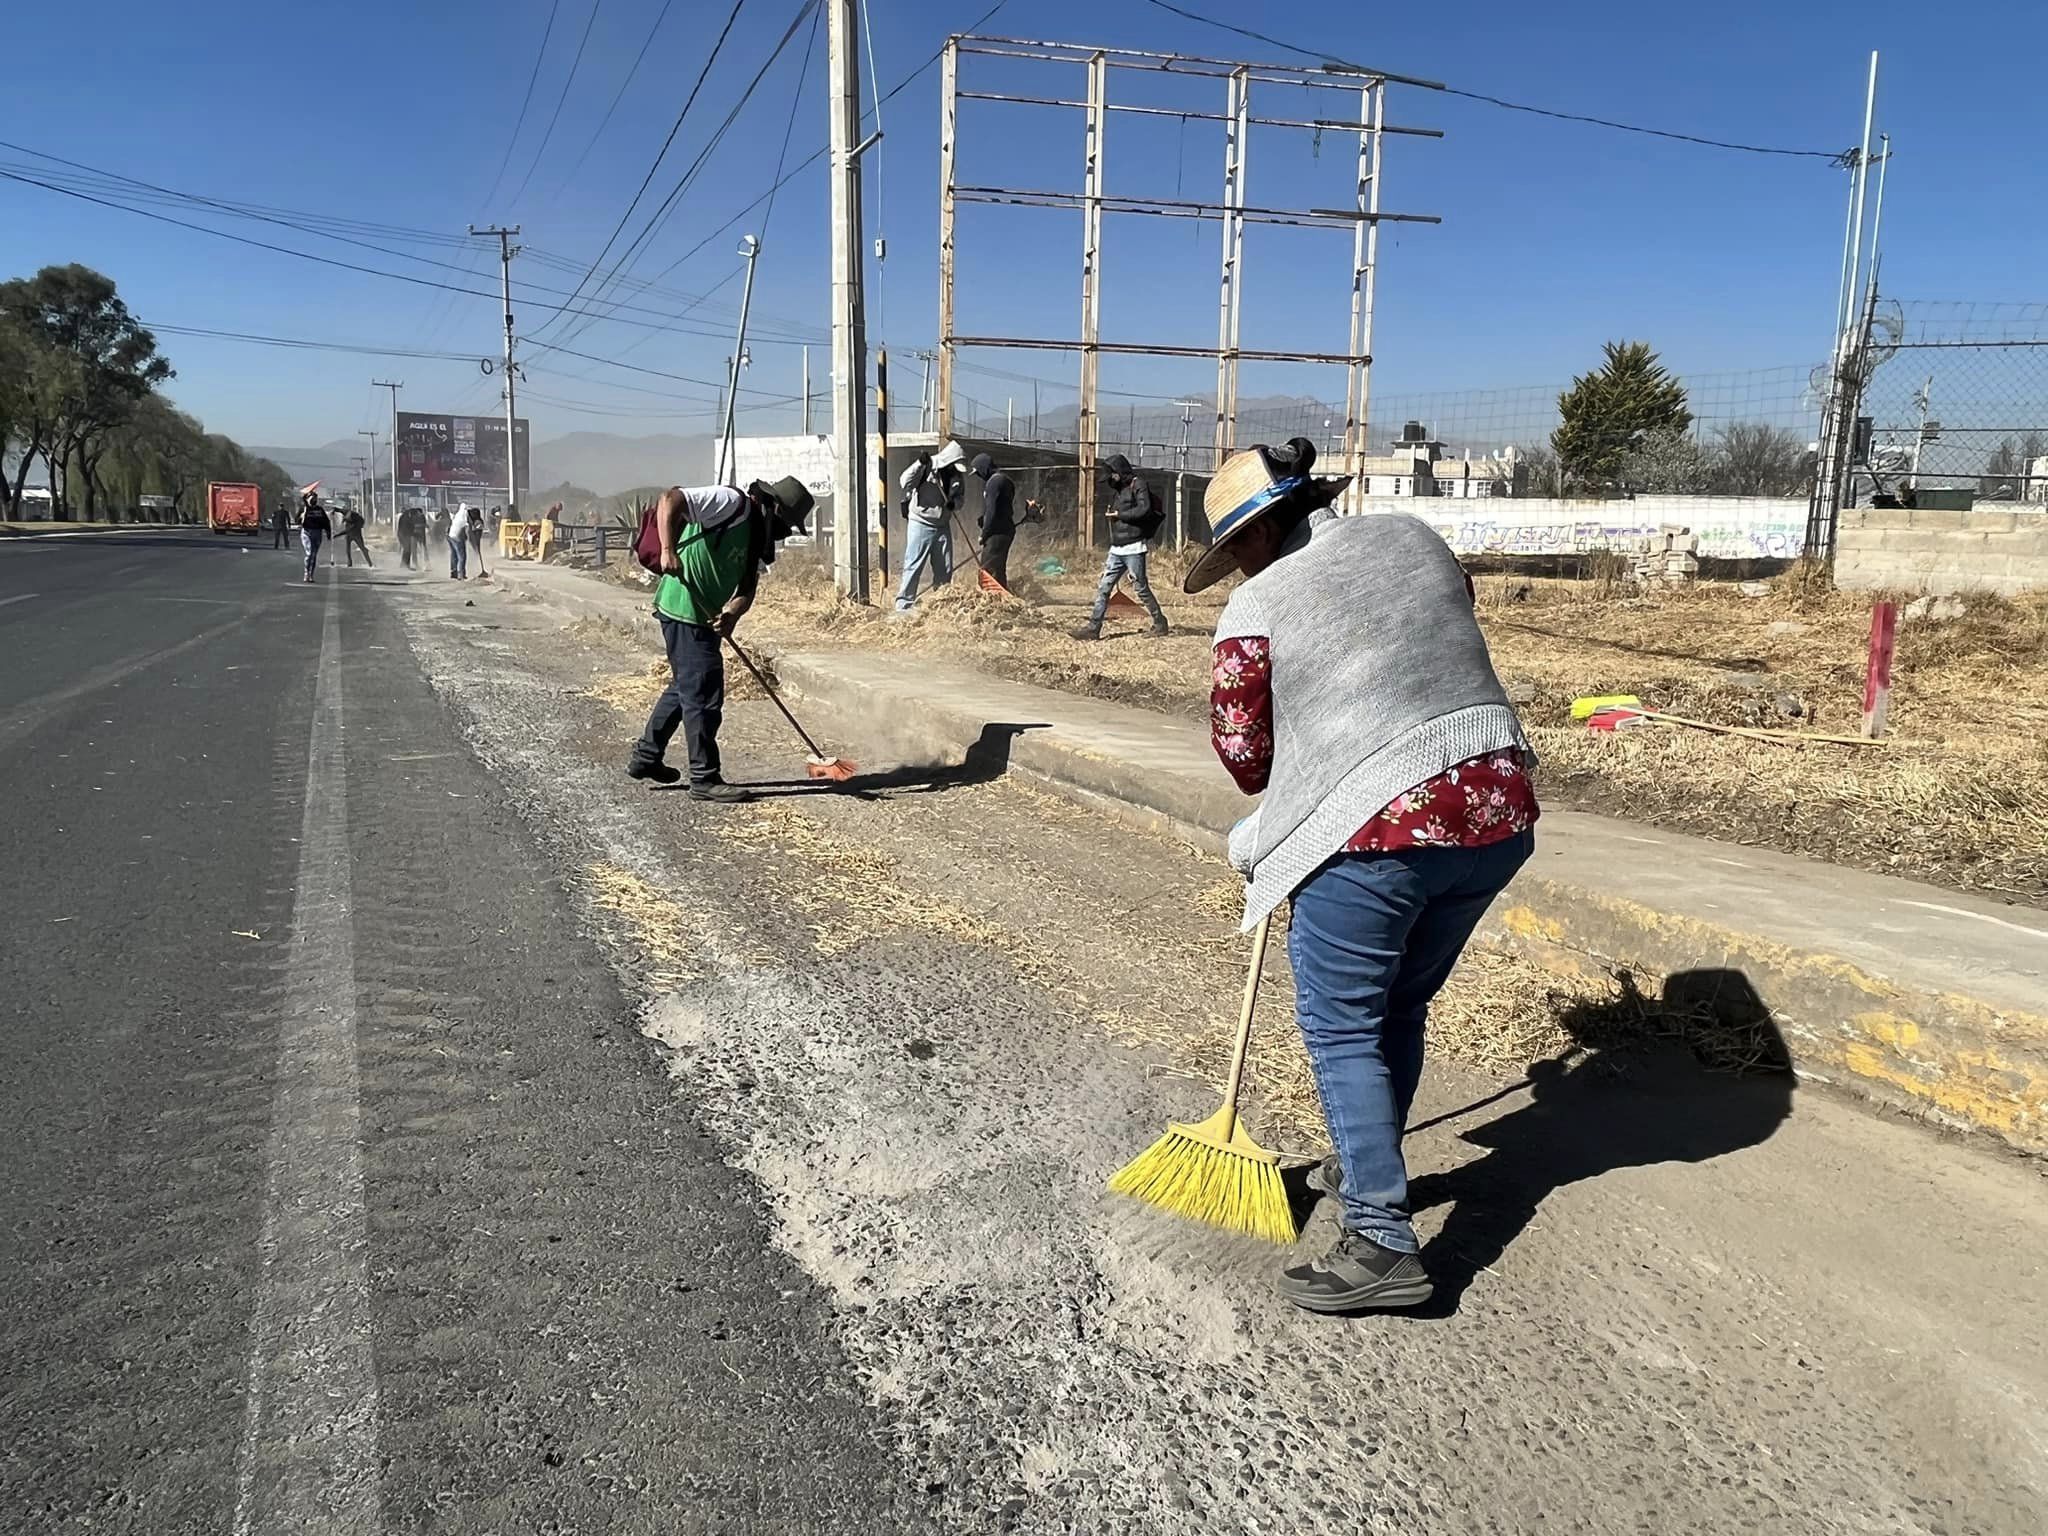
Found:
[744,555,2048,904]
[578,862,704,986]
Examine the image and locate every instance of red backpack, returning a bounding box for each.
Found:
[633,499,663,572]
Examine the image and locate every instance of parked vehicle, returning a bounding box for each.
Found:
[207,481,262,535]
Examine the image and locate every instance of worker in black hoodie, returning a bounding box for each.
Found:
[1072,453,1168,639]
[970,451,1028,590]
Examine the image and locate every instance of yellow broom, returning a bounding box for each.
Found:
[1106,915,1297,1243]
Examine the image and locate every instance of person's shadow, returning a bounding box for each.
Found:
[1411,968,1795,1315]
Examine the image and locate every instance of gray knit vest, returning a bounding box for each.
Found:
[1217,511,1529,929]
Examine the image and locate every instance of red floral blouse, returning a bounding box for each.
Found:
[1211,634,1539,851]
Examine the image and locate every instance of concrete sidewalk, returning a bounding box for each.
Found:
[499,560,2048,1153]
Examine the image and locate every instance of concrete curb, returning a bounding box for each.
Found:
[498,563,2048,1155]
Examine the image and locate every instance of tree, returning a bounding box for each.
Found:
[1981,438,2021,499]
[1617,427,1709,494]
[1512,442,1563,498]
[1551,341,1692,492]
[1709,422,1814,497]
[0,264,172,518]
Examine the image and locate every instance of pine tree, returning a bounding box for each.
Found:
[1551,341,1693,492]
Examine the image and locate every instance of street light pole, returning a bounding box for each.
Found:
[372,379,402,523]
[716,235,762,483]
[357,431,378,519]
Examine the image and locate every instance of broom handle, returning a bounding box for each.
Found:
[724,636,828,759]
[1217,914,1273,1124]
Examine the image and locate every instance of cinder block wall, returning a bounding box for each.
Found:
[1836,507,2048,595]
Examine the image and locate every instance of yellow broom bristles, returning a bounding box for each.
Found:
[1106,1127,1298,1245]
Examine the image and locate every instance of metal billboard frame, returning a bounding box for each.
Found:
[936,33,1443,534]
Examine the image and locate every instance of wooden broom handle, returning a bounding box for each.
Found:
[1218,914,1272,1116]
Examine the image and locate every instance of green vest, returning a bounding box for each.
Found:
[653,516,754,626]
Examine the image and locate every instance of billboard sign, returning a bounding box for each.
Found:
[395,411,530,493]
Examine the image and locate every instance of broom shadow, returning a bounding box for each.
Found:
[737,721,1051,801]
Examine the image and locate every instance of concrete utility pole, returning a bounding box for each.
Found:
[356,432,378,519]
[827,0,875,601]
[470,225,522,519]
[716,235,763,483]
[372,379,402,522]
[801,346,812,435]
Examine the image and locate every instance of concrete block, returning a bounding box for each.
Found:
[1875,530,1991,555]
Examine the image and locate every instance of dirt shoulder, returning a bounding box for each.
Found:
[703,545,2048,908]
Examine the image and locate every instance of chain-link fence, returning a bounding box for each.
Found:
[1861,301,2048,503]
[946,359,1826,496]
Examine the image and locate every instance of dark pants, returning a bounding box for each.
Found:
[980,531,1014,589]
[272,523,289,549]
[1288,831,1535,1252]
[343,531,371,567]
[632,618,726,785]
[468,527,487,575]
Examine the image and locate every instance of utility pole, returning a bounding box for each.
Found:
[372,379,402,523]
[827,0,876,601]
[801,345,812,435]
[470,225,522,519]
[716,235,763,483]
[357,431,379,520]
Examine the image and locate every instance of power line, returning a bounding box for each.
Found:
[544,0,681,204]
[509,0,606,209]
[1138,0,1847,159]
[529,0,753,345]
[543,0,822,351]
[480,0,565,211]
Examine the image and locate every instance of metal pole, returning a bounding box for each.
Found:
[802,345,812,434]
[469,225,522,520]
[717,234,762,482]
[937,37,959,437]
[1005,397,1013,441]
[373,379,402,524]
[1341,81,1380,512]
[875,347,890,579]
[827,0,872,601]
[1078,49,1107,543]
[1842,53,1878,353]
[1354,80,1385,513]
[357,431,378,520]
[920,353,933,432]
[1867,132,1890,273]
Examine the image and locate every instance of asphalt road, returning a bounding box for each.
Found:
[0,531,937,1534]
[4,530,2045,1535]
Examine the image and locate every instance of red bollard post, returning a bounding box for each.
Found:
[1862,599,1897,739]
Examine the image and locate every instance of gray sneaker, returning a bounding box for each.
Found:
[1275,1229,1433,1313]
[1307,1155,1341,1200]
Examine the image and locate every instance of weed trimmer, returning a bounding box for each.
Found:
[723,637,858,782]
[1107,915,1296,1243]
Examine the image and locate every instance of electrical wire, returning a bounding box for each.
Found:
[542,0,821,351]
[527,0,752,346]
[543,0,680,209]
[480,0,566,211]
[509,0,607,209]
[1138,0,1847,159]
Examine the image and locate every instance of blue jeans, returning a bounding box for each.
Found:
[894,518,952,610]
[301,529,324,579]
[631,618,725,784]
[1087,548,1165,625]
[1288,831,1535,1252]
[448,535,467,579]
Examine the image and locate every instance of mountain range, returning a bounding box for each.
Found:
[250,430,717,501]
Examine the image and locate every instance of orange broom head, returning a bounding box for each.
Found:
[977,568,1015,598]
[805,755,858,782]
[1106,1103,1297,1244]
[1105,588,1144,614]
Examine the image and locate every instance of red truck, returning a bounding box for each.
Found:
[207,481,263,535]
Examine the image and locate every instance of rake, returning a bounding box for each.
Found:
[723,637,858,781]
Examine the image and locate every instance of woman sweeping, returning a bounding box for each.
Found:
[1193,439,1538,1313]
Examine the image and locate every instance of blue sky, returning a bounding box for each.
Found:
[4,0,2042,457]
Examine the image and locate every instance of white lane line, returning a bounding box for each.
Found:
[1894,900,2048,943]
[231,582,380,1535]
[0,592,36,608]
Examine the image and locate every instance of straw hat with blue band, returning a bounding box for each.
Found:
[1183,439,1353,593]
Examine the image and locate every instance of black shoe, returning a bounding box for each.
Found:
[626,759,682,786]
[688,779,752,804]
[1149,617,1170,637]
[1069,623,1101,642]
[1275,1229,1433,1313]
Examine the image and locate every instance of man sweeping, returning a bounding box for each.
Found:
[1194,438,1537,1313]
[894,440,965,611]
[1072,453,1168,639]
[626,476,815,803]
